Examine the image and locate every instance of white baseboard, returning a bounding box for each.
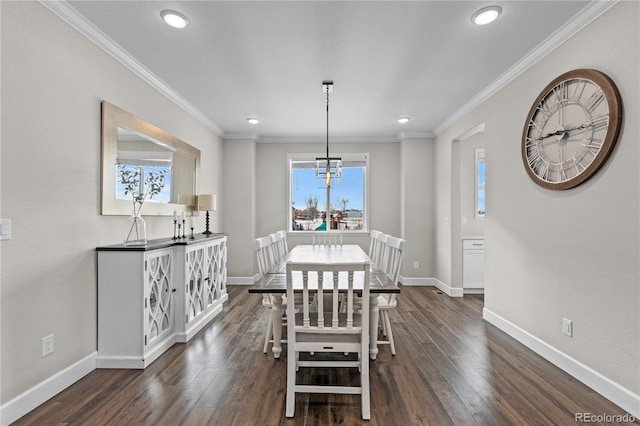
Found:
[483,308,640,419]
[0,352,97,426]
[399,276,434,286]
[227,275,259,285]
[399,276,463,297]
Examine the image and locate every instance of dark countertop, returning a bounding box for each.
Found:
[96,233,226,251]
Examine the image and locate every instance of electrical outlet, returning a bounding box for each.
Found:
[0,219,11,240]
[562,318,573,337]
[413,260,419,269]
[42,334,54,357]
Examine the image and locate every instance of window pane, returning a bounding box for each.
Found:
[475,149,485,217]
[116,164,172,204]
[289,155,367,232]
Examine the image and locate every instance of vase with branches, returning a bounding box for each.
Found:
[118,164,167,245]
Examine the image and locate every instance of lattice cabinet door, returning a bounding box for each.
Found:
[185,245,206,324]
[204,237,227,306]
[144,249,174,349]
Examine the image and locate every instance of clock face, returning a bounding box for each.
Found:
[522,69,622,190]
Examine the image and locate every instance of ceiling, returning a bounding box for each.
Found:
[57,1,600,142]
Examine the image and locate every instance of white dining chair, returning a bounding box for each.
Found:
[368,230,386,267]
[277,229,289,254]
[285,262,370,420]
[377,235,404,355]
[269,232,285,262]
[255,235,282,354]
[312,233,343,247]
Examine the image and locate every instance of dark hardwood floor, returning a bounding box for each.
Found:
[14,285,634,425]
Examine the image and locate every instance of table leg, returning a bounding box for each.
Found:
[369,294,379,360]
[271,295,283,359]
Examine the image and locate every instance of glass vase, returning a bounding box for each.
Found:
[124,210,147,246]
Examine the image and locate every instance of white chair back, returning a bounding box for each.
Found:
[254,236,275,277]
[374,233,389,269]
[368,230,381,260]
[376,234,405,357]
[382,236,404,284]
[278,230,289,254]
[312,233,343,247]
[269,232,285,262]
[368,230,386,266]
[285,261,370,419]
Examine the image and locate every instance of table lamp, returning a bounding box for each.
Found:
[197,194,216,235]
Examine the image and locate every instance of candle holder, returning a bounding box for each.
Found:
[177,223,182,239]
[172,220,178,239]
[181,220,186,238]
[190,226,195,240]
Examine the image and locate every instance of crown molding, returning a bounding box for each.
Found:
[398,132,435,140]
[222,133,258,141]
[433,0,620,136]
[38,0,225,137]
[253,135,401,144]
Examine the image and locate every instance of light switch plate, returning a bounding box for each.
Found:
[0,219,11,240]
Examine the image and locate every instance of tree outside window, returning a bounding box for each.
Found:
[289,153,368,232]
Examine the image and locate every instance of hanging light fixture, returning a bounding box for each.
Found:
[315,81,342,188]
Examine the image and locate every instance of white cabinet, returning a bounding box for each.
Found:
[145,249,175,351]
[462,238,484,291]
[97,235,227,368]
[175,236,228,342]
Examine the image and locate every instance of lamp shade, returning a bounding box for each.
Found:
[197,194,216,211]
[177,193,195,207]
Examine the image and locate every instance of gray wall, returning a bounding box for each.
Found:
[222,137,436,282]
[435,1,638,395]
[1,0,637,418]
[1,1,223,403]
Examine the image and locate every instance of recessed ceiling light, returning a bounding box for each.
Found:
[397,117,410,124]
[471,6,502,25]
[246,118,260,124]
[160,10,190,29]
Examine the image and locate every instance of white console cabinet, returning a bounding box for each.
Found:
[175,236,228,342]
[97,234,227,368]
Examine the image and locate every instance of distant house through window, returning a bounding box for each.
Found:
[288,153,368,232]
[475,148,485,218]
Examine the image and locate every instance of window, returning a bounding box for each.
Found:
[288,153,368,232]
[475,148,485,218]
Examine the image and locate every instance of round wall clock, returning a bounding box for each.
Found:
[521,69,623,190]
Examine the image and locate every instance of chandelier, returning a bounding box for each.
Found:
[315,81,342,188]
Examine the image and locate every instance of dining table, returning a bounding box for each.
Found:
[248,244,400,360]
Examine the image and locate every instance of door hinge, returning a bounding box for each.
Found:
[144,335,147,346]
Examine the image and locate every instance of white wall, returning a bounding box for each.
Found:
[223,139,256,281]
[435,0,639,403]
[400,137,435,280]
[223,136,438,282]
[1,0,223,406]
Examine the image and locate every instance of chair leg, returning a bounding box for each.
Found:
[286,348,296,417]
[380,312,387,336]
[383,311,396,356]
[263,313,273,354]
[361,350,371,419]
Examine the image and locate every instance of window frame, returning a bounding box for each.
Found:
[287,153,369,234]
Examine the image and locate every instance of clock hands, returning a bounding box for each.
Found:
[536,121,592,141]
